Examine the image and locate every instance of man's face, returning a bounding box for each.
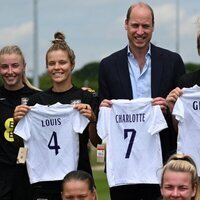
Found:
[125,4,154,52]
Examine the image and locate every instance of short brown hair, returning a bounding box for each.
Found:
[126,2,154,26]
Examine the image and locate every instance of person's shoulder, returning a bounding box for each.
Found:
[100,46,127,62]
[23,85,40,95]
[181,70,200,79]
[151,43,181,57]
[80,88,94,98]
[70,86,93,97]
[178,70,200,88]
[27,90,48,105]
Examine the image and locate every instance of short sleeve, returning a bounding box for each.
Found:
[148,105,168,135]
[172,97,184,122]
[97,107,110,140]
[72,110,89,134]
[14,115,31,141]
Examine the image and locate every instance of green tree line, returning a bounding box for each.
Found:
[39,62,200,91]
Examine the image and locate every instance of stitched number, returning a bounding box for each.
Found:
[124,129,136,158]
[48,131,60,155]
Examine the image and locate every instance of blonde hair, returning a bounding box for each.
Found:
[46,32,75,67]
[161,154,200,200]
[0,45,40,91]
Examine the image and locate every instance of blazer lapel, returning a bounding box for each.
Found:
[151,44,164,98]
[117,47,133,99]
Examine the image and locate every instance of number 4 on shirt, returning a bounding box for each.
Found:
[48,131,61,155]
[124,129,136,159]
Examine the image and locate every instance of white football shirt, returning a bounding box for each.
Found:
[173,85,200,174]
[97,98,168,187]
[14,103,89,184]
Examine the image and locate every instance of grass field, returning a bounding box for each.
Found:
[90,147,110,200]
[93,169,110,200]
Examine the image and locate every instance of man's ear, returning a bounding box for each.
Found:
[124,19,128,30]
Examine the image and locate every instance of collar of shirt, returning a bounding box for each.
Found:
[127,45,151,60]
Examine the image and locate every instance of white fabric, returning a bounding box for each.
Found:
[173,85,200,175]
[97,98,168,187]
[14,103,89,184]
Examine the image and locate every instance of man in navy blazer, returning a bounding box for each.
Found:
[98,2,185,200]
[99,44,185,100]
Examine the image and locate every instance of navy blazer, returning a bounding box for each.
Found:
[98,44,185,162]
[99,44,185,102]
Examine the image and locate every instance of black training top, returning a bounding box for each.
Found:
[0,85,39,165]
[177,70,200,88]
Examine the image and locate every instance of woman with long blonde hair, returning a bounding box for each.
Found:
[0,45,40,199]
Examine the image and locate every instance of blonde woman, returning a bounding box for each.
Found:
[160,154,200,200]
[0,45,40,199]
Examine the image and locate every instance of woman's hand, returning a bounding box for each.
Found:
[73,103,96,122]
[81,87,95,93]
[100,99,112,107]
[166,87,182,113]
[14,105,30,122]
[152,97,168,113]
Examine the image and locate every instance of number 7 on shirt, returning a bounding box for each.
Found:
[124,129,136,159]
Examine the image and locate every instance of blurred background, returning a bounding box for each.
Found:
[0,1,199,198]
[0,0,200,90]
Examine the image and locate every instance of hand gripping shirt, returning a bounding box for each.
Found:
[14,103,89,184]
[173,85,200,174]
[97,98,168,187]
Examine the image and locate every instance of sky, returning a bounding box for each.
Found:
[0,0,200,80]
